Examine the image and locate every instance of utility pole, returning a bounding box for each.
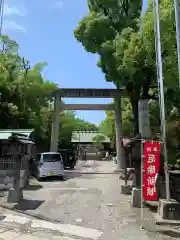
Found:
[174,0,180,87]
[0,0,4,35]
[153,0,170,201]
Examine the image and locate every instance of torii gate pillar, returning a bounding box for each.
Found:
[114,97,125,171]
[50,94,61,152]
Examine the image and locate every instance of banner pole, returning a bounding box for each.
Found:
[174,0,180,87]
[140,139,144,229]
[154,0,170,201]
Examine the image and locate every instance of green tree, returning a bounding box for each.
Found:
[92,133,105,150]
[73,0,180,169]
[74,0,180,136]
[141,0,180,163]
[57,111,97,148]
[0,35,98,151]
[99,98,133,143]
[0,35,57,131]
[99,110,115,144]
[142,0,178,89]
[74,0,157,134]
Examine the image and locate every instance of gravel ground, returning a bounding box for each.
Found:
[1,160,179,239]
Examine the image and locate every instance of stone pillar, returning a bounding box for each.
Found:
[114,97,124,171]
[7,156,23,203]
[50,95,61,152]
[138,99,151,138]
[132,99,151,207]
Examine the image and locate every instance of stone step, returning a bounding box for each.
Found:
[0,213,103,240]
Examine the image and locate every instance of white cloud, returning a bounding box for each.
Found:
[55,1,63,9]
[4,4,27,17]
[4,5,22,16]
[2,4,27,33]
[3,20,26,32]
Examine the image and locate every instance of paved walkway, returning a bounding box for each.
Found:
[69,160,117,173]
[0,212,103,239]
[0,161,178,239]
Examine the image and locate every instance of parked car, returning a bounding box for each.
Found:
[59,149,77,169]
[32,152,64,181]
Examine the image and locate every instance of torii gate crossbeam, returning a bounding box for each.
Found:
[61,103,115,110]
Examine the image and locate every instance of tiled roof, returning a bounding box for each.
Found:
[0,129,33,140]
[9,133,35,144]
[71,131,110,143]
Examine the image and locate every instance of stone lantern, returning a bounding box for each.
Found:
[6,133,34,203]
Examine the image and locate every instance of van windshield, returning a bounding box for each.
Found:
[42,154,61,162]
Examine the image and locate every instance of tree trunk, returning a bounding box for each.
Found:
[135,164,141,188]
[131,98,139,135]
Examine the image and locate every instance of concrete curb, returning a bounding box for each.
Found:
[1,202,157,233]
[1,202,180,238]
[0,203,60,224]
[140,205,180,238]
[133,205,180,238]
[141,223,180,238]
[145,201,180,226]
[1,212,103,240]
[153,213,180,226]
[65,172,120,175]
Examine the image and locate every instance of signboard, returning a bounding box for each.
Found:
[56,88,125,98]
[138,100,151,138]
[143,141,161,201]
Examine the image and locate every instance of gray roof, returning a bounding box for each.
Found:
[0,129,33,140]
[8,133,34,144]
[18,139,34,144]
[41,152,60,155]
[71,131,110,143]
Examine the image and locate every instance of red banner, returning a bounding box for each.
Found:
[143,141,161,201]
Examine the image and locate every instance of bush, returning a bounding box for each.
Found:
[174,164,180,170]
[168,151,177,165]
[168,164,174,170]
[177,159,180,164]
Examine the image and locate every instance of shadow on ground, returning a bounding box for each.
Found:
[33,171,113,182]
[0,216,5,221]
[38,174,82,182]
[81,165,92,168]
[13,199,44,211]
[82,163,100,168]
[144,203,158,213]
[159,229,180,238]
[0,191,5,197]
[33,172,83,182]
[25,185,43,191]
[64,172,83,180]
[66,172,117,175]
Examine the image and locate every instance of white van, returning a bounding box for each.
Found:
[34,152,64,180]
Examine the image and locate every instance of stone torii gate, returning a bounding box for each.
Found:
[50,88,126,171]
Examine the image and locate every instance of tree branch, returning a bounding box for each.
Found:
[22,57,30,75]
[122,0,129,16]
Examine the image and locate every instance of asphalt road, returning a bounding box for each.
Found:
[19,160,178,240]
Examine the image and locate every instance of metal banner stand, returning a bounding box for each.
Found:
[140,139,144,229]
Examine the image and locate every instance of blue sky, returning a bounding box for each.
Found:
[3,0,148,125]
